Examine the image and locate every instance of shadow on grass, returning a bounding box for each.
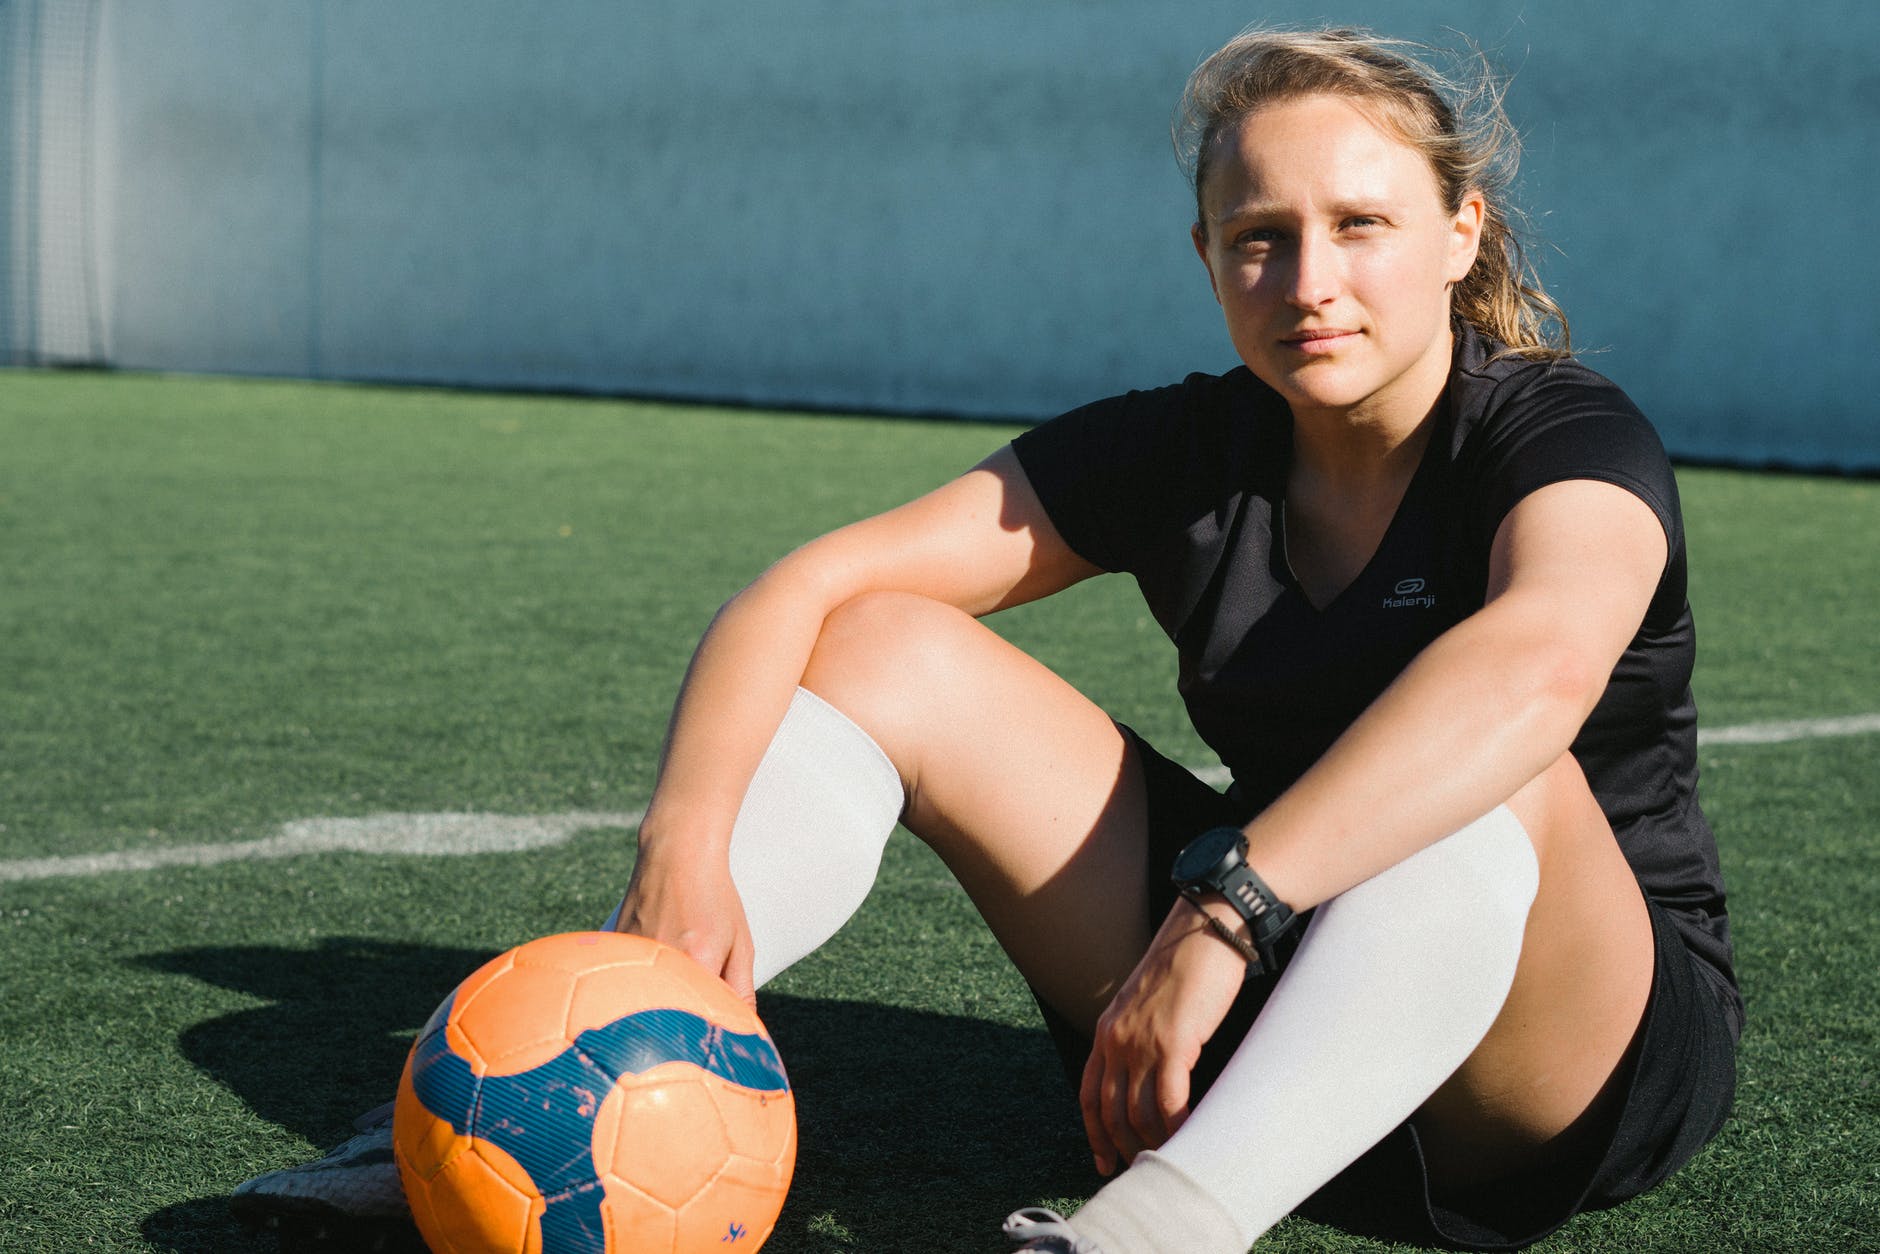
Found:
[133,938,1093,1254]
[136,938,499,1145]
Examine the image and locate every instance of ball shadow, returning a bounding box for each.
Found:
[132,938,1094,1253]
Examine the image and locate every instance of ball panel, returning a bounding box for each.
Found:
[467,1046,613,1200]
[705,1072,797,1167]
[445,948,520,1029]
[568,1009,785,1105]
[400,1159,455,1254]
[568,959,717,1040]
[405,1001,484,1146]
[394,1065,477,1183]
[511,931,661,981]
[673,1160,792,1254]
[598,1179,680,1254]
[452,957,579,1076]
[420,1139,542,1254]
[651,945,769,1036]
[534,1178,614,1253]
[593,1070,731,1210]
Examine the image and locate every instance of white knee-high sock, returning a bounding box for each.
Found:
[1068,808,1540,1254]
[604,687,905,988]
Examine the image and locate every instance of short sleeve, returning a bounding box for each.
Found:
[1468,365,1682,549]
[1011,372,1264,576]
[1460,359,1688,627]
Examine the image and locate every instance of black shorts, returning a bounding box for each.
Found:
[1034,727,1740,1251]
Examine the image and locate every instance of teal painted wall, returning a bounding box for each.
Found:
[13,0,1877,468]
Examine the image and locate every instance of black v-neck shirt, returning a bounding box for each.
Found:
[1011,323,1739,1030]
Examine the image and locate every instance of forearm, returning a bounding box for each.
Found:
[637,560,840,862]
[1243,600,1601,911]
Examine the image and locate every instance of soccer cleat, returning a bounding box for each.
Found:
[229,1101,420,1248]
[1004,1207,1108,1253]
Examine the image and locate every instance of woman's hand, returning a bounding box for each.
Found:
[1079,897,1249,1175]
[610,832,759,1005]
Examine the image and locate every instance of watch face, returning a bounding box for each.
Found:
[1172,825,1243,883]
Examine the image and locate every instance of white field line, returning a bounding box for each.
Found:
[1694,712,1880,746]
[0,811,644,884]
[1,714,1874,885]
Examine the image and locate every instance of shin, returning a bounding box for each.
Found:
[604,686,904,988]
[1070,808,1540,1253]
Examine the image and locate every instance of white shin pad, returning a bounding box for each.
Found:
[1075,806,1541,1254]
[603,687,905,989]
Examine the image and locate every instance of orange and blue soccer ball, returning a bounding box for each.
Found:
[393,931,796,1253]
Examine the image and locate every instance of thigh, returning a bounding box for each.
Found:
[800,591,1160,1036]
[1416,751,1656,1186]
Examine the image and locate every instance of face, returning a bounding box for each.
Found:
[1191,94,1483,428]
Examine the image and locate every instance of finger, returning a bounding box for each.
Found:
[1079,1048,1118,1176]
[674,928,725,980]
[1129,1064,1170,1152]
[726,925,758,1007]
[1155,1058,1192,1142]
[1102,1058,1144,1169]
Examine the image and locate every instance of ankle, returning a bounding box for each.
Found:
[1070,1151,1249,1254]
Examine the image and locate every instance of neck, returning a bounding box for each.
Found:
[1288,398,1437,495]
[1288,326,1454,489]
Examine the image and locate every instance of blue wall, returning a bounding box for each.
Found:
[10,0,1876,469]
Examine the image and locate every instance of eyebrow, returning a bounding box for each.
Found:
[1210,198,1406,230]
[1210,198,1399,225]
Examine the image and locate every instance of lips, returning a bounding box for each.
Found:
[1280,328,1359,354]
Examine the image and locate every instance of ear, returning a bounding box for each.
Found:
[1446,190,1486,285]
[1191,221,1222,305]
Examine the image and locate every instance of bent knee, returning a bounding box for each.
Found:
[801,592,983,742]
[815,590,968,654]
[808,591,975,681]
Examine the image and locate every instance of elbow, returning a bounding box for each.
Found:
[725,541,850,622]
[1524,641,1608,729]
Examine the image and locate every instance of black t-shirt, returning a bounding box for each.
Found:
[1011,322,1740,1030]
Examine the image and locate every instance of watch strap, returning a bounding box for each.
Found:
[1221,860,1297,954]
[1174,826,1301,976]
[1178,891,1261,979]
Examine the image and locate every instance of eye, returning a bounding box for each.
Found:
[1341,215,1385,232]
[1231,226,1282,250]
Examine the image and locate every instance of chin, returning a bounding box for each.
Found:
[1262,366,1378,415]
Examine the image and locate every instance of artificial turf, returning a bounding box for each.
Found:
[0,369,1874,1252]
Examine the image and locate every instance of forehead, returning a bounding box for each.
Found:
[1201,93,1441,215]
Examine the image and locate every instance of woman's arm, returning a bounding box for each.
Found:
[1241,477,1668,909]
[1082,476,1670,1170]
[617,445,1099,1000]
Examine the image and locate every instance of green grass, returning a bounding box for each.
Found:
[0,369,1875,1252]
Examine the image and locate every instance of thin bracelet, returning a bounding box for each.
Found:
[1181,894,1260,976]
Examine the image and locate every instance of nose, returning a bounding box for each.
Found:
[1285,233,1340,311]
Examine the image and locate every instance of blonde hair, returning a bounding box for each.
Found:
[1174,26,1570,361]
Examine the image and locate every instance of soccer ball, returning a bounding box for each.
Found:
[393,931,796,1253]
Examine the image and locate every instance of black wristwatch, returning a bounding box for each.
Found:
[1171,826,1301,977]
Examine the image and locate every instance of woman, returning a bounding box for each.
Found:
[239,25,1740,1253]
[615,25,1739,1252]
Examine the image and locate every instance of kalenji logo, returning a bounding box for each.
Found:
[1383,576,1436,609]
